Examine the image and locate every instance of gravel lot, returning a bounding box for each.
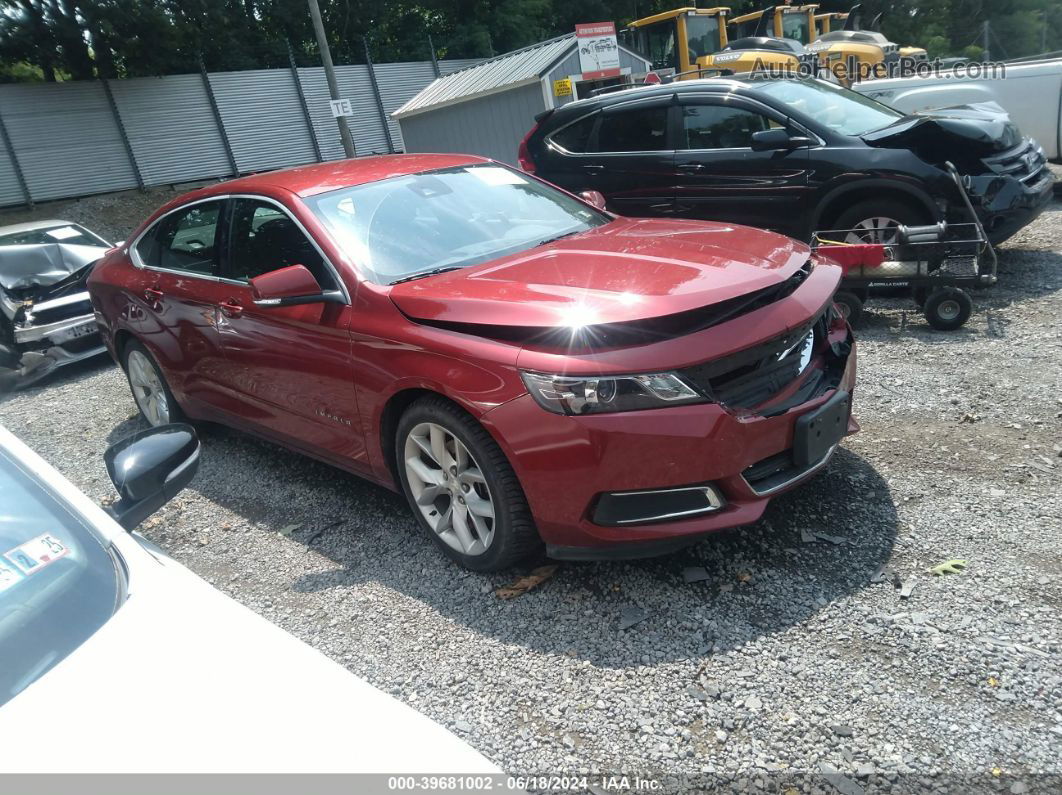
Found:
[2,186,1061,793]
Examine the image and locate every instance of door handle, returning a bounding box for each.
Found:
[143,287,163,303]
[582,164,605,173]
[219,299,243,317]
[649,202,675,213]
[677,162,705,172]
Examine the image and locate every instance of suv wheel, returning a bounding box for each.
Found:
[832,199,930,245]
[123,341,182,426]
[395,396,540,571]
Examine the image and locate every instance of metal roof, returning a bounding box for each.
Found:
[393,34,577,119]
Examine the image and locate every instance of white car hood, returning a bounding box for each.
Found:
[0,474,498,775]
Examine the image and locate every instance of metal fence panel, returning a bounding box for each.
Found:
[0,131,23,206]
[111,74,233,185]
[373,61,438,151]
[0,81,138,202]
[209,69,319,173]
[0,58,485,207]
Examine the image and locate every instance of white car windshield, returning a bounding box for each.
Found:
[0,448,121,706]
[754,78,904,136]
[306,164,609,285]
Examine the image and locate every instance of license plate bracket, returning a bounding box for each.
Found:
[793,390,849,467]
[56,321,97,343]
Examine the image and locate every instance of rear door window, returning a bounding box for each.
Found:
[550,115,597,153]
[136,202,223,276]
[594,106,670,153]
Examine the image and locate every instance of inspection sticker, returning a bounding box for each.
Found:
[0,562,23,593]
[466,166,527,186]
[45,226,81,241]
[4,533,69,576]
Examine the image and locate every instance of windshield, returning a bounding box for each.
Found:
[306,164,609,285]
[687,15,721,59]
[781,13,811,44]
[0,224,108,248]
[754,78,903,136]
[0,446,121,707]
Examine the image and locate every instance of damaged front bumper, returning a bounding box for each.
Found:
[2,290,105,389]
[966,140,1056,245]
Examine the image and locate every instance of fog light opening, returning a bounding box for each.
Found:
[593,484,725,526]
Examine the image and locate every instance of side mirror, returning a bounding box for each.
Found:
[250,264,344,308]
[579,190,608,211]
[751,129,816,151]
[104,424,200,530]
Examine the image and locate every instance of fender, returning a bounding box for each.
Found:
[811,176,942,232]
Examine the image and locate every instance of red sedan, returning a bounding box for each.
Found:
[87,154,857,571]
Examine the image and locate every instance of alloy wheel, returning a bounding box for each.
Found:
[403,422,496,557]
[127,349,170,426]
[844,216,903,245]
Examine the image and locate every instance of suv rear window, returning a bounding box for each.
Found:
[594,107,669,153]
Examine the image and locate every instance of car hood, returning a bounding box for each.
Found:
[0,242,107,293]
[0,531,500,774]
[388,218,809,328]
[863,102,1023,156]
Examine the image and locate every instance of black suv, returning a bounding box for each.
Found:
[519,76,1054,245]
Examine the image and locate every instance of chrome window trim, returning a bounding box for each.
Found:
[129,193,351,305]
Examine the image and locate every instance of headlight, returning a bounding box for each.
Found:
[520,371,705,415]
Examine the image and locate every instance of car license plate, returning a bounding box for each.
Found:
[57,321,97,342]
[793,390,849,467]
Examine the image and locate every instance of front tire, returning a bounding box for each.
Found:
[832,199,931,245]
[122,340,183,426]
[395,396,540,571]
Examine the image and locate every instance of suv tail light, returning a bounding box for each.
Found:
[518,125,537,173]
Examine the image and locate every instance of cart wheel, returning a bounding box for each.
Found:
[923,287,972,331]
[833,291,863,326]
[913,287,930,308]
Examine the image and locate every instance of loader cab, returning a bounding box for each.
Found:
[808,4,927,82]
[813,12,848,37]
[729,4,818,45]
[624,7,730,78]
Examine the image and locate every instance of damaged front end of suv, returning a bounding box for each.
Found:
[0,222,110,390]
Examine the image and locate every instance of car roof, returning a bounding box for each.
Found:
[0,219,79,236]
[189,153,493,200]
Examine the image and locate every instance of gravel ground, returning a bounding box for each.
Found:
[2,187,1061,793]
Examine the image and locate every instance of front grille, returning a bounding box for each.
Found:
[679,310,826,410]
[983,138,1050,187]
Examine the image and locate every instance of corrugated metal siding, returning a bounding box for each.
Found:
[373,61,437,151]
[394,35,575,118]
[0,58,490,207]
[0,81,137,202]
[111,74,233,184]
[209,69,318,173]
[0,132,24,206]
[398,81,546,165]
[297,66,391,159]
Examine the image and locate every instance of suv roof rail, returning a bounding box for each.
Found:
[588,82,651,98]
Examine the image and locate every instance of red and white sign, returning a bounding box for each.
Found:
[576,22,621,80]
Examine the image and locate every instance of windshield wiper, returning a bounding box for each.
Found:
[536,229,583,247]
[389,266,465,285]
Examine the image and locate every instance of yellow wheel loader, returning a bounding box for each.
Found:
[807,4,927,84]
[624,5,807,80]
[813,11,848,37]
[728,4,819,45]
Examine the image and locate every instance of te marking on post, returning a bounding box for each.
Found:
[329,98,353,118]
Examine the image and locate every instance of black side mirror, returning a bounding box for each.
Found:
[751,129,816,151]
[104,424,200,530]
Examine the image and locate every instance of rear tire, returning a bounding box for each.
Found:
[122,340,183,426]
[833,290,864,326]
[832,199,931,245]
[395,396,540,572]
[923,287,972,331]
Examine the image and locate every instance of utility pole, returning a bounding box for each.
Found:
[307,0,355,158]
[982,20,991,62]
